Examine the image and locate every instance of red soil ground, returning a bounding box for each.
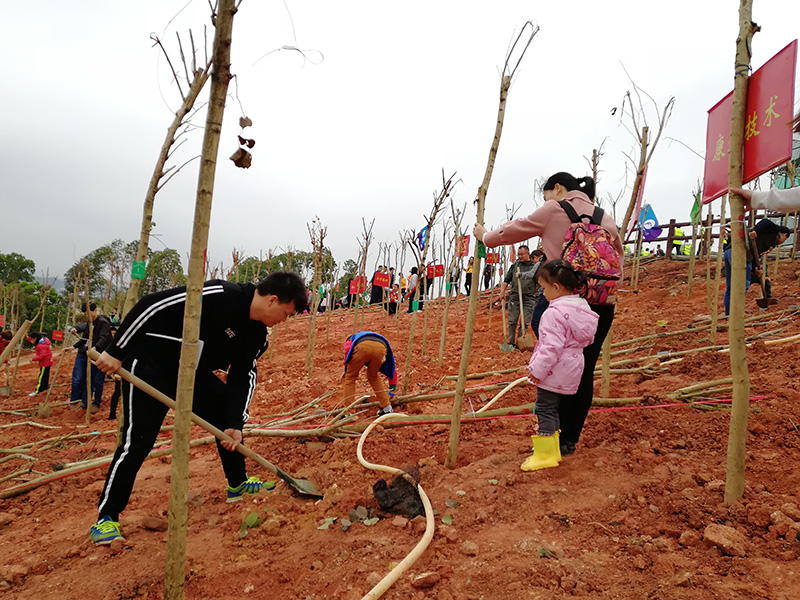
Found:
[1,257,800,600]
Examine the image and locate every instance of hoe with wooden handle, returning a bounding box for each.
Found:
[88,348,323,498]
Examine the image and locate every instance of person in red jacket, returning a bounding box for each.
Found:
[28,332,53,396]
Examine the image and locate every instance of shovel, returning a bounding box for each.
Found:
[516,276,536,351]
[751,248,778,309]
[88,349,323,498]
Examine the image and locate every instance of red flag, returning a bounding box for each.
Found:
[703,40,797,203]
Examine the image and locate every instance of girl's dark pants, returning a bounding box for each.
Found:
[532,297,615,446]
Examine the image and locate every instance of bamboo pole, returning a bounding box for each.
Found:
[83,266,93,425]
[724,0,756,505]
[600,335,611,397]
[164,2,236,597]
[687,222,698,297]
[447,22,538,468]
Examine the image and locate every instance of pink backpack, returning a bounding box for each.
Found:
[559,201,621,305]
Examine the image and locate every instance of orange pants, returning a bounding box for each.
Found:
[342,340,391,408]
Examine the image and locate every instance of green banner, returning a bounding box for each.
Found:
[477,241,487,258]
[690,191,702,226]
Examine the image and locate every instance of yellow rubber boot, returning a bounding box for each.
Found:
[521,433,561,472]
[526,432,563,462]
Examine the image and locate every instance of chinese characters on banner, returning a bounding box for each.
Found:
[458,235,470,257]
[702,40,797,204]
[486,252,501,265]
[373,273,391,288]
[348,276,367,294]
[52,330,64,341]
[434,264,445,277]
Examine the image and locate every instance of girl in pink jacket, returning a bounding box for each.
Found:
[522,260,598,472]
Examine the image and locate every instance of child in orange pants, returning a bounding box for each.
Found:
[342,331,397,416]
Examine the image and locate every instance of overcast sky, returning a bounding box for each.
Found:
[2,1,798,286]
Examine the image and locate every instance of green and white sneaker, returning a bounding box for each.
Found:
[90,516,124,545]
[226,476,265,503]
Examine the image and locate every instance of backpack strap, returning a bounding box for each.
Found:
[558,200,581,223]
[559,200,605,226]
[591,205,605,226]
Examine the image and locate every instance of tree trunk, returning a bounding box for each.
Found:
[164,2,236,598]
[446,75,511,469]
[122,64,212,319]
[724,0,756,506]
[619,127,649,238]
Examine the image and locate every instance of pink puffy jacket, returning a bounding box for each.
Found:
[527,295,598,395]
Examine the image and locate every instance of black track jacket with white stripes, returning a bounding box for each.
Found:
[106,280,268,431]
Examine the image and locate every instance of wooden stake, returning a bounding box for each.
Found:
[724,0,757,505]
[165,2,236,597]
[687,222,698,298]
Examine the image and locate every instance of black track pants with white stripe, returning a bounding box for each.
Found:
[97,358,248,521]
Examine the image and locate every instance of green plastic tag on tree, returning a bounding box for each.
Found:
[477,242,487,258]
[412,300,419,311]
[131,261,146,280]
[445,282,451,291]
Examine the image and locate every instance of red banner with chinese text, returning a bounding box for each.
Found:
[458,235,470,257]
[702,40,797,204]
[373,273,390,288]
[0,314,4,328]
[434,264,445,277]
[486,252,502,265]
[349,276,367,294]
[52,329,64,341]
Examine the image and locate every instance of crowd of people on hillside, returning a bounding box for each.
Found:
[4,133,798,547]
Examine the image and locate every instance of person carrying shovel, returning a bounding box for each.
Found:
[500,246,543,350]
[89,272,307,545]
[722,218,790,316]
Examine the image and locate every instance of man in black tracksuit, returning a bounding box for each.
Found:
[88,272,307,544]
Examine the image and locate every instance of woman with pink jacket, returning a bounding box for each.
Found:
[522,260,598,471]
[474,172,623,456]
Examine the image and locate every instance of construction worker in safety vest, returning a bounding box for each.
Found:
[670,227,684,256]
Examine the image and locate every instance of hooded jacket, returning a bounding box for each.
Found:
[32,337,53,368]
[527,294,599,395]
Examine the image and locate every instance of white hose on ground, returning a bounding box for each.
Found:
[357,413,435,600]
[476,376,529,414]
